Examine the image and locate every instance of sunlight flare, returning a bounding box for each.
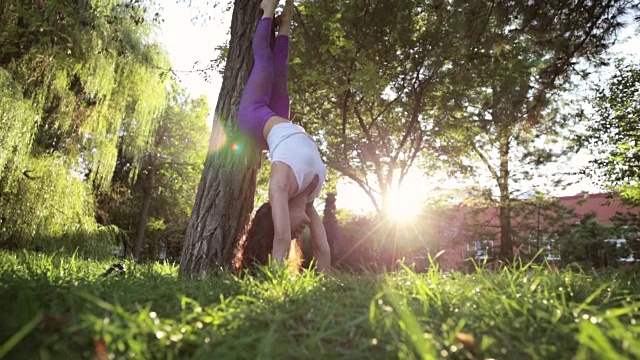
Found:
[208,120,227,153]
[386,180,424,222]
[386,196,422,222]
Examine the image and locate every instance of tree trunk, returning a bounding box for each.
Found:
[179,1,262,276]
[323,192,339,265]
[380,184,389,219]
[498,123,513,260]
[133,165,155,260]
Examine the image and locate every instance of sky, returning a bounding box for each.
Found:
[154,1,640,215]
[153,1,231,114]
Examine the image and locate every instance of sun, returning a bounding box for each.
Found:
[386,196,422,222]
[385,184,423,222]
[336,171,431,217]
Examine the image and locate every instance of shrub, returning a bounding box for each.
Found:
[0,155,115,259]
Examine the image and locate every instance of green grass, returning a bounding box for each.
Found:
[0,251,639,359]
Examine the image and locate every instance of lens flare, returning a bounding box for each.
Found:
[208,121,227,153]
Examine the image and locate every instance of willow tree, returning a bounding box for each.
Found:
[0,0,168,187]
[437,0,636,259]
[179,1,263,275]
[0,0,171,250]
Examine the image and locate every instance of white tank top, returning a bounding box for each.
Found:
[267,122,326,201]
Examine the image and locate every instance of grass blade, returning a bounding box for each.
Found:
[0,312,43,359]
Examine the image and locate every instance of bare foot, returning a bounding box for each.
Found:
[260,0,278,18]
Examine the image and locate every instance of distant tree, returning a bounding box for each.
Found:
[98,85,209,260]
[557,217,621,269]
[509,193,576,262]
[576,61,640,205]
[323,192,339,264]
[446,0,635,259]
[289,0,472,217]
[131,88,209,260]
[125,86,209,259]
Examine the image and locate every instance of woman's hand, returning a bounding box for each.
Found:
[307,204,331,273]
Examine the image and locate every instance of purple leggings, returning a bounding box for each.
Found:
[238,18,290,150]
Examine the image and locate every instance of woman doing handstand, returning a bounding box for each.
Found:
[237,0,330,272]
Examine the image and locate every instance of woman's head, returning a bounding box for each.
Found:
[234,200,308,272]
[236,202,274,271]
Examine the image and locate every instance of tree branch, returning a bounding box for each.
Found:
[399,134,424,185]
[471,141,499,183]
[391,87,423,166]
[328,162,381,213]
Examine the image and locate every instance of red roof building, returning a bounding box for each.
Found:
[430,193,640,271]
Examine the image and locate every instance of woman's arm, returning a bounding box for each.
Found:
[306,204,331,273]
[269,166,293,264]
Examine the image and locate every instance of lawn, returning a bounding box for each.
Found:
[0,251,638,359]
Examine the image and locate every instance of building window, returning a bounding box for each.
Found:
[604,239,635,262]
[467,240,494,260]
[528,234,560,261]
[543,235,561,261]
[444,227,459,238]
[544,243,561,261]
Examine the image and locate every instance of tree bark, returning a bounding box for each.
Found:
[179,0,262,276]
[498,121,514,260]
[322,192,339,265]
[380,184,390,219]
[133,164,155,260]
[132,120,169,260]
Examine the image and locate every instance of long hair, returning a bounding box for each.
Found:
[234,202,303,274]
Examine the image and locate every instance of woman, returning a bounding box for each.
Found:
[236,0,330,272]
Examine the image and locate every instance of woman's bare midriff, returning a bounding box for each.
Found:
[263,116,291,139]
